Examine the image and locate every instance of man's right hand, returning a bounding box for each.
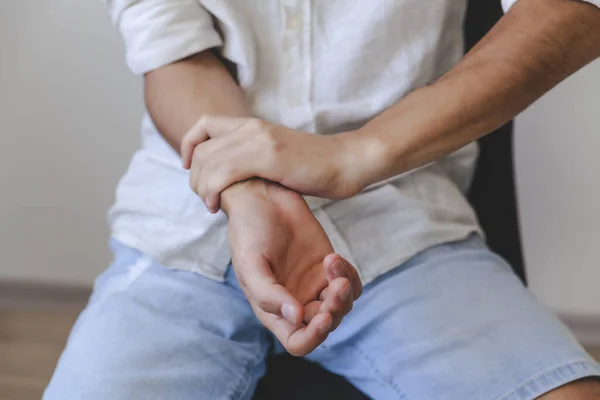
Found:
[222,179,362,356]
[144,49,362,355]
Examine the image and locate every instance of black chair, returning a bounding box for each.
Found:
[253,2,525,398]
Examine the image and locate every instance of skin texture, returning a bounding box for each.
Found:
[180,0,600,213]
[144,51,363,356]
[181,116,358,214]
[222,179,361,355]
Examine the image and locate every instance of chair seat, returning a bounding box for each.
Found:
[253,354,369,400]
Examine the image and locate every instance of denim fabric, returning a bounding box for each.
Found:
[44,236,600,400]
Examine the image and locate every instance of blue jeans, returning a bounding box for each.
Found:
[44,236,600,400]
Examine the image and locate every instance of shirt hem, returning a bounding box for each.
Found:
[360,228,484,286]
[110,231,227,283]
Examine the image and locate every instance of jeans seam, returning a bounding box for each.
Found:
[349,342,407,399]
[494,359,600,400]
[224,346,267,400]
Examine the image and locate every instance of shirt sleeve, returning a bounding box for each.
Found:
[502,0,600,12]
[105,0,223,75]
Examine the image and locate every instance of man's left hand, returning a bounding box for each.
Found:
[182,116,378,213]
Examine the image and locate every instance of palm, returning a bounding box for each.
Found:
[227,183,332,307]
[224,181,361,355]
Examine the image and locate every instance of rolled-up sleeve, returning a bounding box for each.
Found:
[105,0,223,75]
[502,0,600,12]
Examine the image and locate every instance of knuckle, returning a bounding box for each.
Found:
[354,285,363,300]
[205,180,216,196]
[197,115,209,127]
[207,178,222,197]
[286,344,306,357]
[256,297,271,311]
[181,135,191,149]
[346,302,354,314]
[196,182,205,198]
[192,144,204,162]
[213,168,234,192]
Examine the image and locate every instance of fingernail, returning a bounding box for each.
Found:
[281,304,297,325]
[338,284,351,302]
[331,259,346,277]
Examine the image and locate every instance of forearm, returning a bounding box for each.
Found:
[357,0,600,186]
[145,50,250,151]
[145,50,270,209]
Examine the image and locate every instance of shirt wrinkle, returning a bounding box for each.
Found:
[107,0,488,284]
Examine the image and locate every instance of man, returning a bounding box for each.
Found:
[45,0,600,399]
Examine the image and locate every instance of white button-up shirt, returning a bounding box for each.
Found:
[105,0,598,284]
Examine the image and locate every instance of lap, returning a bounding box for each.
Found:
[309,235,600,400]
[44,240,270,400]
[45,237,600,400]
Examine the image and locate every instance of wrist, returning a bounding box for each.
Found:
[221,179,268,216]
[350,87,440,186]
[340,128,390,190]
[221,178,307,217]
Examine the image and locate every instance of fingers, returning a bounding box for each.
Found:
[201,143,259,213]
[180,115,250,169]
[253,277,353,356]
[305,256,362,333]
[323,253,363,300]
[285,312,332,356]
[303,300,324,323]
[313,277,353,331]
[233,257,330,356]
[237,259,303,325]
[256,305,333,356]
[184,118,268,213]
[188,138,248,213]
[188,138,225,207]
[234,255,358,356]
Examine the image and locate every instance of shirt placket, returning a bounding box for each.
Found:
[280,0,314,131]
[281,1,361,276]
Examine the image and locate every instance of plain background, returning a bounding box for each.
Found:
[0,0,599,319]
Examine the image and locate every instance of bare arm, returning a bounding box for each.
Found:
[144,50,362,355]
[177,0,600,208]
[144,51,250,152]
[106,1,362,355]
[144,50,279,212]
[356,0,600,186]
[144,50,261,210]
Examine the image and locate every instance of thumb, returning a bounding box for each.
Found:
[238,258,304,325]
[180,115,249,169]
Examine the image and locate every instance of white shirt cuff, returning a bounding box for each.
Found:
[107,0,223,75]
[502,0,600,12]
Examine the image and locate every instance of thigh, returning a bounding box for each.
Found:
[44,240,271,400]
[310,236,600,400]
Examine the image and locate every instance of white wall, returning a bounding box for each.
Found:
[0,0,143,286]
[515,59,600,317]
